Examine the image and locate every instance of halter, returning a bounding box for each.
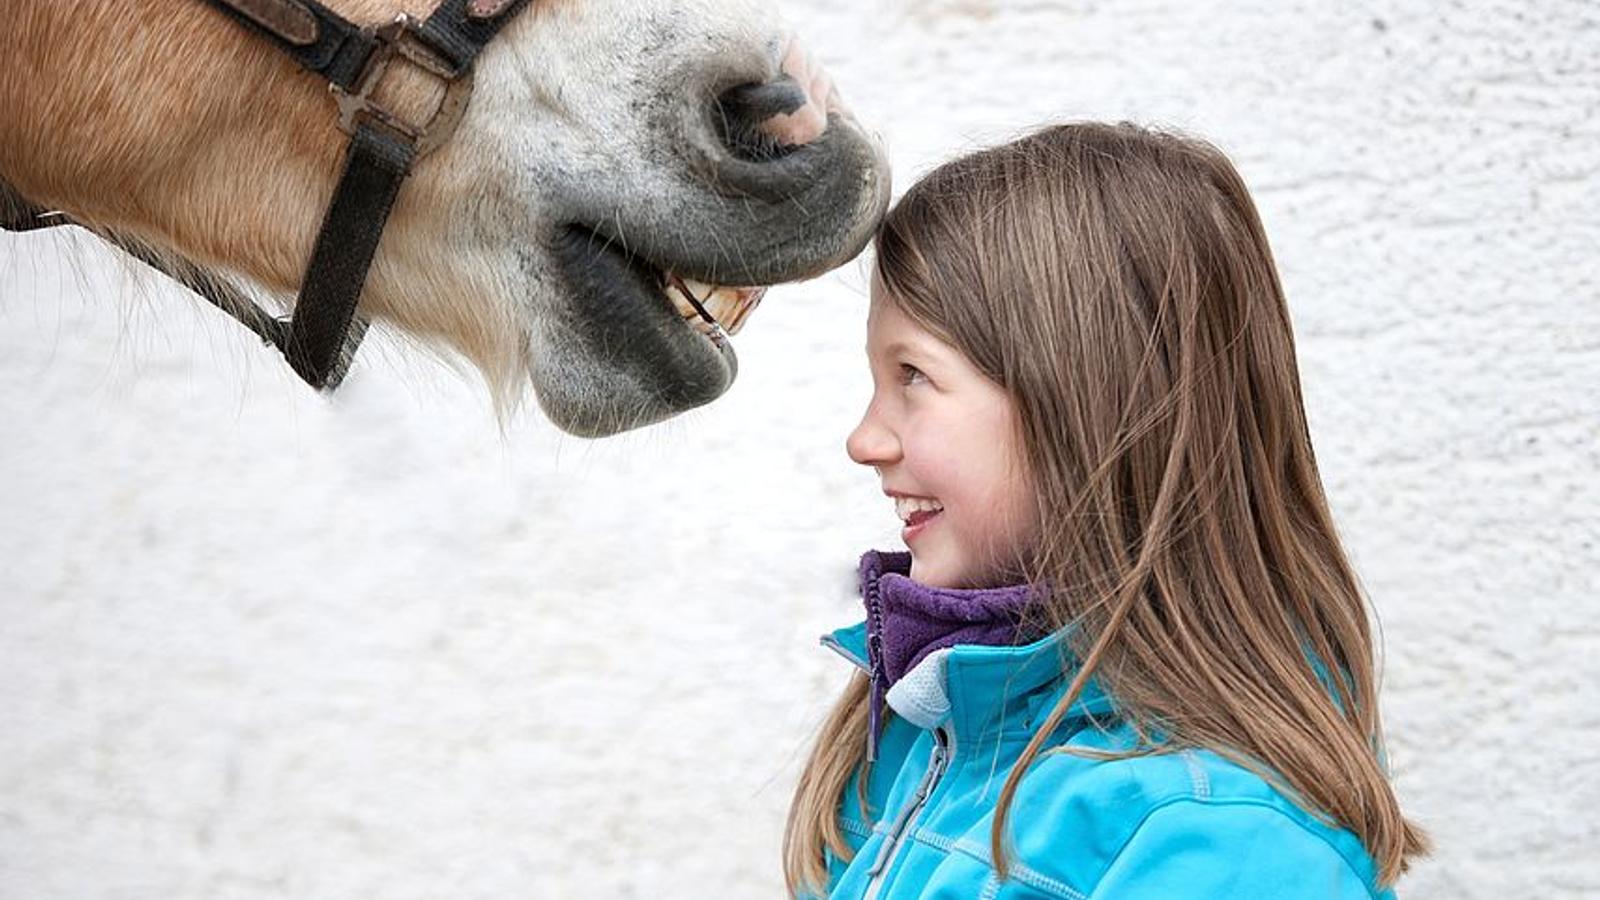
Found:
[1,0,534,389]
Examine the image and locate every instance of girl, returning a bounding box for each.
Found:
[784,123,1428,899]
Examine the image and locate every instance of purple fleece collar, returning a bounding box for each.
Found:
[858,550,1041,759]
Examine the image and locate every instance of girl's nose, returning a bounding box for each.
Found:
[846,405,899,467]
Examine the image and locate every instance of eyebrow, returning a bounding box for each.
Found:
[876,336,947,365]
[881,339,938,359]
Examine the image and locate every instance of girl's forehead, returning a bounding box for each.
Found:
[865,298,961,366]
[866,294,930,344]
[867,285,925,333]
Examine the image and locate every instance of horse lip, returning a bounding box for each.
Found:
[563,219,773,332]
[553,106,888,289]
[570,216,775,291]
[547,222,739,392]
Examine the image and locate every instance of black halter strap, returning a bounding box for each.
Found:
[1,0,533,389]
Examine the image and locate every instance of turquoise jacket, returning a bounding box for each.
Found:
[812,621,1396,900]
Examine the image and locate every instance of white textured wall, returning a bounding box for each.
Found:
[3,1,1597,897]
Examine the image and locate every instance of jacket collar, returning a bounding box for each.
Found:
[822,618,1118,744]
[858,549,1040,687]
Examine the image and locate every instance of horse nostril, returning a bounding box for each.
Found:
[714,78,808,163]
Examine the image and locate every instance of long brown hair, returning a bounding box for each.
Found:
[783,122,1427,895]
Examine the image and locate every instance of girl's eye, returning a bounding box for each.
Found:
[898,363,927,385]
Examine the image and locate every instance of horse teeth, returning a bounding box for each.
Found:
[661,277,767,336]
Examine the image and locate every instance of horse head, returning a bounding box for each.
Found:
[0,0,890,435]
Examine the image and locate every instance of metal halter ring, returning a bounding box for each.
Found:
[330,14,475,157]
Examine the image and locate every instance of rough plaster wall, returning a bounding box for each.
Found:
[1,0,1596,898]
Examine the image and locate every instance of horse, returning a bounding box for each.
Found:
[0,0,890,435]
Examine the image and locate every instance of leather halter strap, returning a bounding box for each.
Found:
[1,0,533,389]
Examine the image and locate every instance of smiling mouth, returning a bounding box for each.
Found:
[895,496,944,523]
[895,497,945,538]
[901,507,942,545]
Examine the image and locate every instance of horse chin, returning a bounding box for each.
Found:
[532,224,739,437]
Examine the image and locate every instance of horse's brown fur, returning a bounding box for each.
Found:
[0,1,572,389]
[1,1,535,291]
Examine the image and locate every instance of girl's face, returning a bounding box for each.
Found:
[847,289,1039,588]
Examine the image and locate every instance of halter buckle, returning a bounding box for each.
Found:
[331,14,475,157]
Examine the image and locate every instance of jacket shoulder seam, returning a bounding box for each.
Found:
[1093,796,1381,899]
[1180,749,1211,798]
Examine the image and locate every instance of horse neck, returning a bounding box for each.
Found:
[0,0,435,292]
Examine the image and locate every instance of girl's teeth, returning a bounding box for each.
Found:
[894,496,945,523]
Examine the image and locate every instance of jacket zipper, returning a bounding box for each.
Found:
[864,577,888,763]
[861,726,953,900]
[819,630,887,760]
